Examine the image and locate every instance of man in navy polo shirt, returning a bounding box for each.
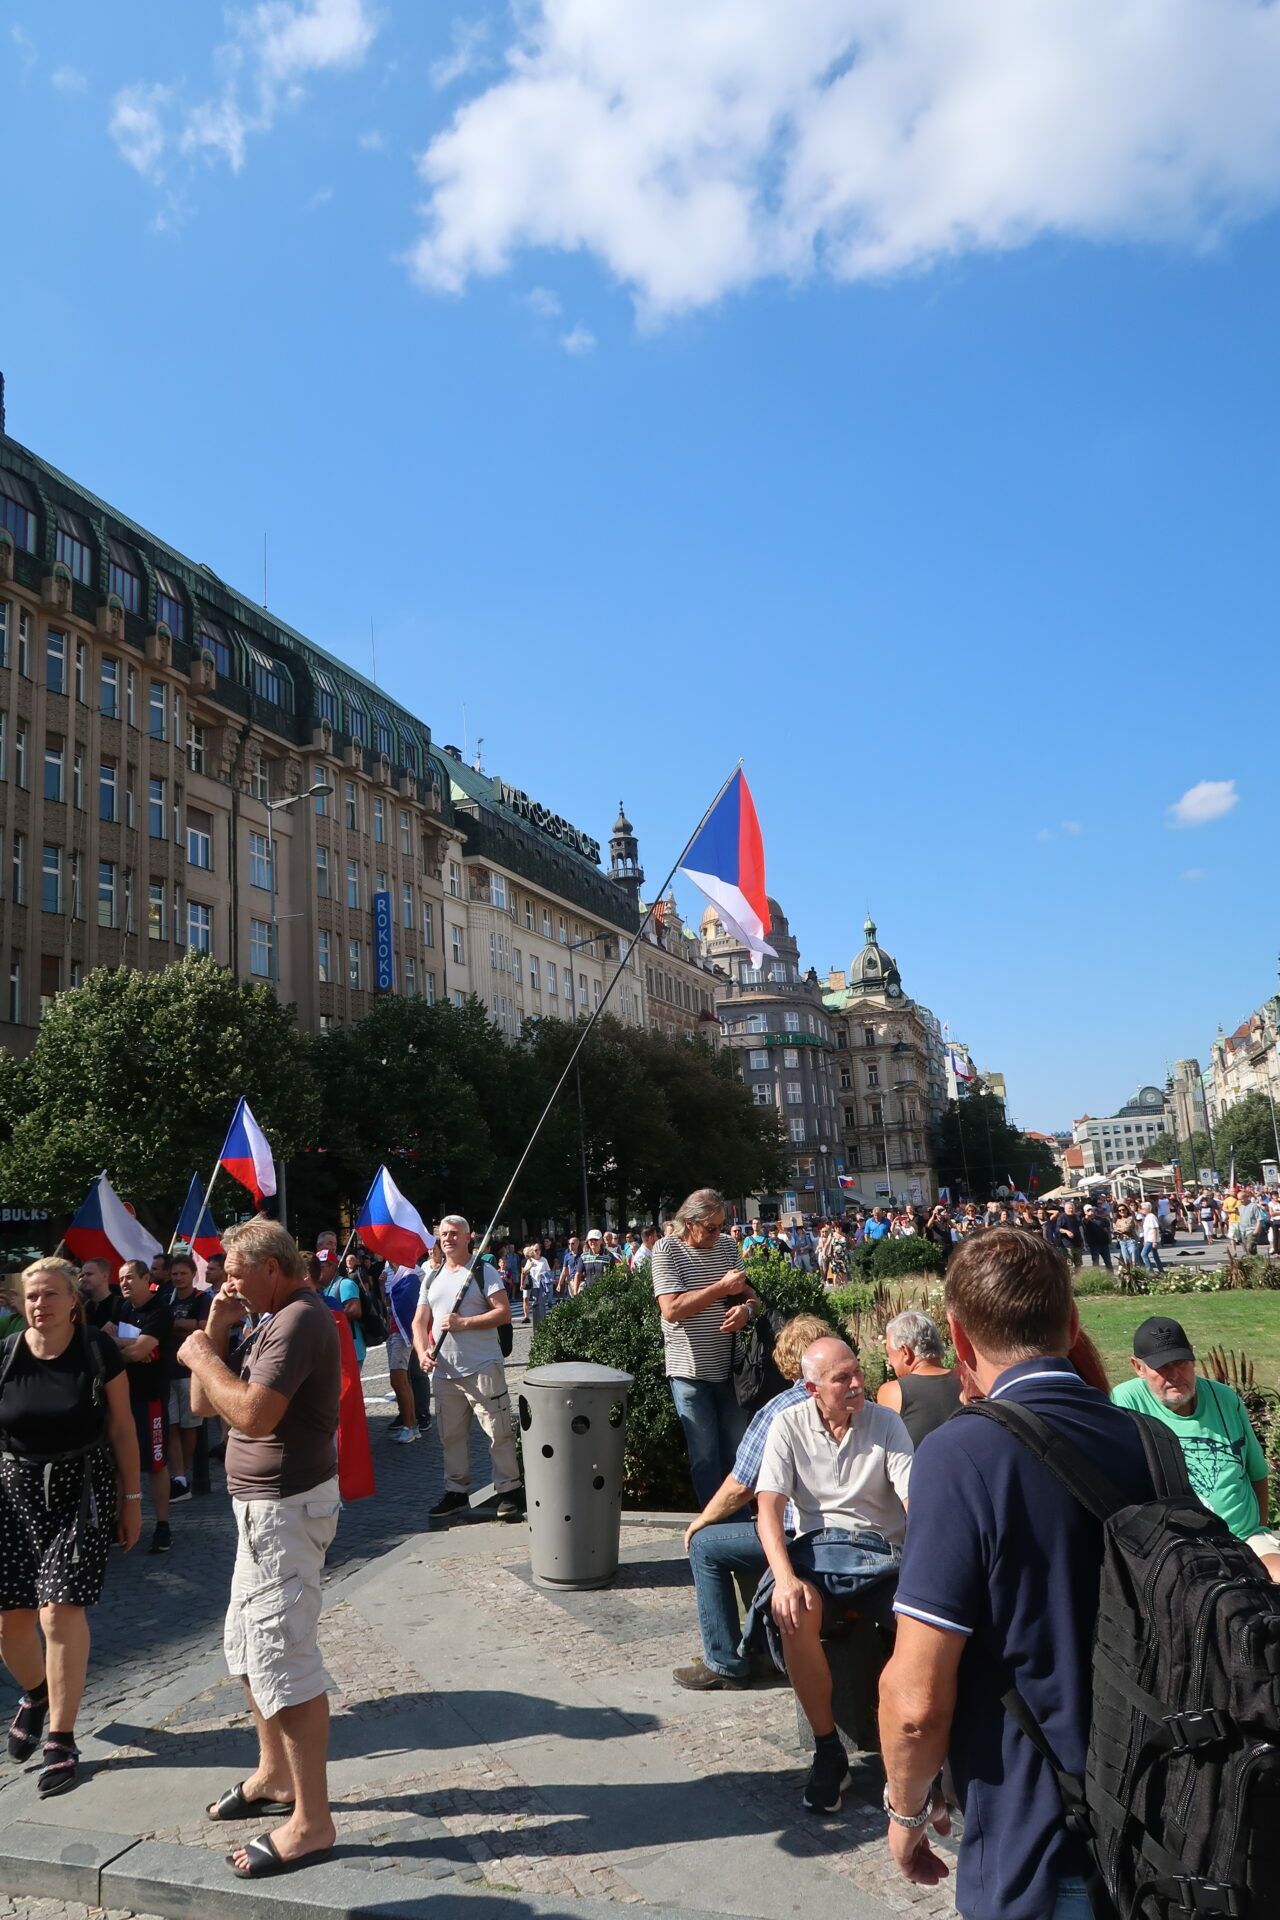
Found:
[878,1226,1154,1920]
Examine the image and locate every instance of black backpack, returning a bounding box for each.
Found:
[354,1277,388,1348]
[732,1308,788,1412]
[967,1397,1280,1920]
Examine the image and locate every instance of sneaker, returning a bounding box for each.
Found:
[387,1425,406,1440]
[429,1491,470,1519]
[495,1492,525,1522]
[169,1478,192,1503]
[391,1427,419,1445]
[803,1741,851,1814]
[673,1658,749,1692]
[417,1419,431,1434]
[149,1521,172,1555]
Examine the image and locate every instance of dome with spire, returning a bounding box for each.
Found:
[847,913,903,999]
[612,801,633,837]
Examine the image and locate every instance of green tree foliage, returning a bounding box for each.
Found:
[1213,1093,1280,1184]
[934,1090,1055,1200]
[0,957,316,1233]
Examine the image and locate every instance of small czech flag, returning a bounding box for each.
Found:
[357,1165,434,1270]
[218,1097,277,1206]
[174,1172,222,1280]
[65,1171,164,1272]
[679,769,775,965]
[838,1174,857,1190]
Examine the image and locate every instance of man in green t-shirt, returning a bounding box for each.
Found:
[1112,1315,1280,1579]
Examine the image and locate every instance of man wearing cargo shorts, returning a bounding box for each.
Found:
[180,1218,341,1879]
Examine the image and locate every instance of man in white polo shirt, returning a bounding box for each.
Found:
[755,1336,913,1814]
[412,1215,523,1524]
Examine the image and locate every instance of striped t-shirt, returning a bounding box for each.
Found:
[650,1233,742,1382]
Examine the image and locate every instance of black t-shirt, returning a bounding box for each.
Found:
[168,1288,211,1375]
[120,1295,175,1404]
[0,1327,124,1458]
[83,1287,122,1332]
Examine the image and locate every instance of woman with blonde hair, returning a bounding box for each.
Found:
[0,1258,141,1796]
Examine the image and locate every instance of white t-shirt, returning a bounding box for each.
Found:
[1142,1211,1160,1245]
[756,1395,913,1546]
[418,1262,506,1380]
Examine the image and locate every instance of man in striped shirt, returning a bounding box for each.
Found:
[651,1188,761,1509]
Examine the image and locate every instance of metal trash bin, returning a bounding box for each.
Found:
[518,1362,633,1590]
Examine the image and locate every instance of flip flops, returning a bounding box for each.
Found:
[226,1834,333,1879]
[207,1780,297,1821]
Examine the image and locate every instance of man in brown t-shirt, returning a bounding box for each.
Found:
[180,1219,340,1880]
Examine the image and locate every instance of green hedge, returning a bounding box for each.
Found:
[870,1234,949,1281]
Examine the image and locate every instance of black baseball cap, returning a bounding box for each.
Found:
[1132,1316,1195,1368]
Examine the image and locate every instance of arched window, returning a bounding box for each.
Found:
[311,668,340,727]
[53,507,94,584]
[250,647,293,711]
[198,621,233,679]
[0,471,37,551]
[153,568,187,638]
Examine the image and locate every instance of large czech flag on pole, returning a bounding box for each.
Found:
[679,768,776,965]
[357,1165,434,1269]
[175,1172,222,1279]
[218,1097,277,1206]
[65,1172,163,1271]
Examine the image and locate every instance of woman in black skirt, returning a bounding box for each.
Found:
[0,1258,141,1796]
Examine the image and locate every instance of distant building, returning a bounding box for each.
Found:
[1072,1086,1170,1180]
[1170,1057,1210,1144]
[1207,999,1280,1129]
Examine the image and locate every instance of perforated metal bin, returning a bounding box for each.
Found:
[518,1362,634,1590]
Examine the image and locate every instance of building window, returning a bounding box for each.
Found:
[374,713,393,758]
[250,651,290,708]
[10,832,23,905]
[375,868,387,898]
[155,586,184,636]
[593,978,601,1009]
[148,881,165,941]
[783,1012,801,1033]
[198,623,232,679]
[315,846,330,898]
[867,1063,880,1087]
[97,861,118,929]
[782,1047,800,1068]
[422,900,434,946]
[56,524,92,584]
[6,949,19,1023]
[41,846,61,915]
[43,737,64,803]
[373,796,385,844]
[70,750,83,810]
[492,873,507,911]
[578,973,588,1008]
[186,722,206,775]
[0,603,7,668]
[0,486,35,552]
[559,916,568,945]
[401,882,413,930]
[839,1066,852,1089]
[317,928,332,982]
[148,776,165,839]
[528,954,540,992]
[450,924,464,965]
[125,668,137,728]
[187,808,213,870]
[39,953,61,1016]
[108,560,140,612]
[546,961,558,997]
[16,610,29,677]
[452,989,466,1009]
[249,832,272,890]
[424,971,436,1004]
[187,901,212,953]
[398,809,411,855]
[99,760,118,822]
[869,1101,883,1128]
[249,920,273,978]
[753,1085,773,1107]
[346,702,366,745]
[312,768,329,816]
[148,681,166,740]
[789,1118,806,1142]
[863,1026,876,1047]
[73,641,86,704]
[13,727,26,788]
[46,630,67,695]
[747,1048,768,1070]
[124,767,136,828]
[786,1081,803,1104]
[99,657,119,718]
[346,859,360,909]
[343,781,358,831]
[447,860,462,898]
[513,947,522,986]
[404,954,417,997]
[348,938,362,988]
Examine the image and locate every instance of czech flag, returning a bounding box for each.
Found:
[65,1171,163,1271]
[950,1047,976,1083]
[174,1172,221,1282]
[838,1174,858,1189]
[218,1097,276,1206]
[388,1266,424,1345]
[679,768,775,965]
[356,1165,433,1269]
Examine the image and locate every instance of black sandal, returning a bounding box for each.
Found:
[7,1689,48,1762]
[227,1834,333,1879]
[36,1739,79,1798]
[207,1780,297,1821]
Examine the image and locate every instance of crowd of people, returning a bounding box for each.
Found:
[0,1182,1276,1917]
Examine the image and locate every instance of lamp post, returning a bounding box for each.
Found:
[264,781,332,995]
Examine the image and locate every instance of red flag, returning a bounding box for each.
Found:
[328,1305,375,1502]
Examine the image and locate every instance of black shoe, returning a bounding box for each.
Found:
[429,1491,470,1520]
[149,1521,172,1554]
[673,1659,749,1692]
[170,1478,192,1503]
[495,1493,525,1523]
[417,1420,431,1434]
[803,1741,851,1814]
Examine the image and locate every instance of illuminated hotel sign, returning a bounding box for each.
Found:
[496,782,600,864]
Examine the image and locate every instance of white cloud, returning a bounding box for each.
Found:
[11,25,37,80]
[1061,819,1081,834]
[52,66,89,95]
[525,285,562,317]
[308,184,335,208]
[1168,779,1239,828]
[408,0,1280,318]
[110,0,378,184]
[1036,828,1053,842]
[431,18,490,92]
[561,323,597,353]
[358,128,386,150]
[110,83,172,182]
[1181,868,1208,881]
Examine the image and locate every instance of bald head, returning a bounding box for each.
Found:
[800,1337,866,1426]
[800,1337,855,1384]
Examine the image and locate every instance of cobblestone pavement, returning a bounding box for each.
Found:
[0,1903,164,1920]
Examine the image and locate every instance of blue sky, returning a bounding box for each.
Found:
[4,0,1279,1130]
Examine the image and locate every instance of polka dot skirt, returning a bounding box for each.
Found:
[0,1445,117,1610]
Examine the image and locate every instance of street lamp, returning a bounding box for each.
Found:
[264,782,333,994]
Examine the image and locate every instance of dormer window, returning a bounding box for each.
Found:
[54,508,94,584]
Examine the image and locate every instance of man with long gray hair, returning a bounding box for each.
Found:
[412,1216,522,1524]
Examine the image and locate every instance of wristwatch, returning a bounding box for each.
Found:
[883,1783,935,1827]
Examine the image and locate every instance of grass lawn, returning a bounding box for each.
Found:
[1078,1292,1280,1392]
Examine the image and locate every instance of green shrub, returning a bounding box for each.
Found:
[870,1235,948,1281]
[827,1281,876,1322]
[1073,1271,1120,1297]
[742,1250,845,1332]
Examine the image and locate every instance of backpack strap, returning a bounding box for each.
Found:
[0,1328,24,1397]
[959,1397,1130,1522]
[1126,1409,1193,1499]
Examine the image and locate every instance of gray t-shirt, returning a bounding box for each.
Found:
[225,1288,341,1501]
[650,1233,743,1382]
[419,1262,506,1381]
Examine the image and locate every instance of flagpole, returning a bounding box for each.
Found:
[469,762,745,1270]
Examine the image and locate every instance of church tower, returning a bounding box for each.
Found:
[608,801,644,910]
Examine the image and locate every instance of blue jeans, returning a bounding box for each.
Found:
[1049,1876,1091,1920]
[1116,1237,1137,1268]
[668,1376,749,1511]
[1140,1241,1164,1272]
[688,1520,766,1678]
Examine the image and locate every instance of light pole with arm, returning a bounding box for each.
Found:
[264,781,332,995]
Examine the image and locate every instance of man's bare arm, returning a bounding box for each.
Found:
[180,1330,288,1437]
[878,1615,963,1886]
[684,1475,753,1551]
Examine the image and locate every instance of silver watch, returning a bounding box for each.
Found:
[883,1783,934,1827]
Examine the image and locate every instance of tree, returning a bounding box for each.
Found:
[0,958,318,1234]
[934,1090,1056,1200]
[1213,1093,1280,1184]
